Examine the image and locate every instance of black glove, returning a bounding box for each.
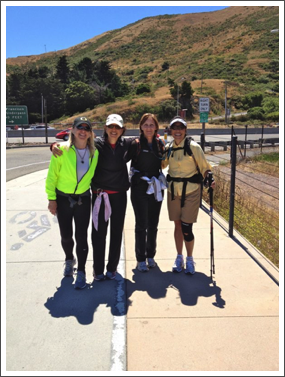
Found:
[204,172,214,188]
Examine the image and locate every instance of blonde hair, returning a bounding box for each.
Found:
[68,127,95,157]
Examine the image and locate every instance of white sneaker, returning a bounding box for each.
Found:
[185,257,196,275]
[172,255,184,273]
[137,261,149,272]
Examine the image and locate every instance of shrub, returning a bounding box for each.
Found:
[242,92,263,109]
[262,97,279,114]
[161,62,169,71]
[156,99,177,121]
[136,83,151,95]
[247,107,265,120]
[265,111,279,121]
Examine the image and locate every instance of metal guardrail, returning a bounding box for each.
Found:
[203,138,279,152]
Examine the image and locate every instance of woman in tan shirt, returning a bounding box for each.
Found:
[162,116,215,275]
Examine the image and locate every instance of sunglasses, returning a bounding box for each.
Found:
[171,124,186,130]
[107,124,122,130]
[76,124,91,131]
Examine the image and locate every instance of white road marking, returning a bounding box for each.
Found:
[6,161,50,170]
[110,235,126,371]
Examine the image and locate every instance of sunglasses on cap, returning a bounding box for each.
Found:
[76,124,91,131]
[107,124,122,130]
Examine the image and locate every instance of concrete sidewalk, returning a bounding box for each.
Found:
[5,169,280,373]
[124,188,279,372]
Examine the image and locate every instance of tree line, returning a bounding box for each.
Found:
[6,56,195,124]
[6,56,129,123]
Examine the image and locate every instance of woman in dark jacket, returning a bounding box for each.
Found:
[124,113,166,272]
[91,114,132,281]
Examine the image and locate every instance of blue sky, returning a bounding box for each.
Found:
[4,3,231,58]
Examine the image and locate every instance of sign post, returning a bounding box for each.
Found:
[199,98,210,151]
[199,112,209,123]
[6,105,28,126]
[6,105,29,144]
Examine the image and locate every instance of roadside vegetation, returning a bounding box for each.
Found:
[203,151,279,267]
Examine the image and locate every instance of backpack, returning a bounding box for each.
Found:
[132,135,165,162]
[166,136,204,183]
[166,135,194,159]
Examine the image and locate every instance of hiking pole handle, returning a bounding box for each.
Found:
[207,172,214,206]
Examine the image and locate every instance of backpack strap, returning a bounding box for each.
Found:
[167,136,194,159]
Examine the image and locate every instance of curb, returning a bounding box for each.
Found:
[6,144,50,149]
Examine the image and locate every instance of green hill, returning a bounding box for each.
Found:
[6,6,279,126]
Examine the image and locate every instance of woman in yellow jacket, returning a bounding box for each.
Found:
[46,117,99,289]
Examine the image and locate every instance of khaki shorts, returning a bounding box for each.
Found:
[167,188,201,223]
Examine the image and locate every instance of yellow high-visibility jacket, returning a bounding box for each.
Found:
[46,143,99,200]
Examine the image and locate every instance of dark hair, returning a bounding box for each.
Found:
[139,113,159,135]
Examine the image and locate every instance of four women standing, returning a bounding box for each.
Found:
[47,113,214,286]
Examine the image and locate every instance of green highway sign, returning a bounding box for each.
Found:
[200,112,208,123]
[6,105,29,125]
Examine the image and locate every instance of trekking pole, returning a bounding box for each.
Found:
[208,172,215,280]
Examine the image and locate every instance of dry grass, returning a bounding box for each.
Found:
[203,153,279,267]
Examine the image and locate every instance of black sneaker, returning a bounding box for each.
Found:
[63,258,76,277]
[74,271,86,289]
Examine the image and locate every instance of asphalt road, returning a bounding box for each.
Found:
[6,132,278,145]
[6,147,52,182]
[6,142,278,182]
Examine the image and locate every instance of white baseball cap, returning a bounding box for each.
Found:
[106,114,124,128]
[170,116,187,128]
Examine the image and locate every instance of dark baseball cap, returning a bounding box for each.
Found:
[73,116,92,130]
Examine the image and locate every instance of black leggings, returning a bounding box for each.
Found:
[92,192,127,275]
[131,186,163,262]
[56,194,91,274]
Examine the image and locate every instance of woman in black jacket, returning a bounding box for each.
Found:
[91,114,132,281]
[124,113,166,272]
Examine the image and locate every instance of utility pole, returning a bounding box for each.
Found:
[201,68,203,94]
[44,98,48,143]
[41,94,44,124]
[225,81,228,125]
[177,77,185,116]
[177,84,179,116]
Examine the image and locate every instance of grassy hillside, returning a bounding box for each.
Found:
[6,6,279,125]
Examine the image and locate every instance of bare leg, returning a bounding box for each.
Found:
[174,220,183,255]
[185,239,194,257]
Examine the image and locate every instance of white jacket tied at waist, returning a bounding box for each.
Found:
[129,167,168,202]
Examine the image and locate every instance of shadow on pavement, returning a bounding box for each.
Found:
[44,275,121,325]
[44,268,226,323]
[125,265,226,310]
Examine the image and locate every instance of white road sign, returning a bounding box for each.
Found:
[199,97,210,112]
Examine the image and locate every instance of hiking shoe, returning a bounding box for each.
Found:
[137,261,149,272]
[63,258,76,277]
[147,258,157,268]
[185,257,196,275]
[74,271,86,289]
[106,271,116,280]
[172,255,184,273]
[93,272,105,282]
